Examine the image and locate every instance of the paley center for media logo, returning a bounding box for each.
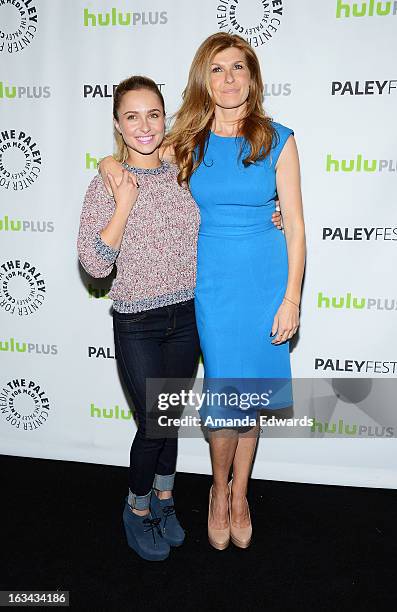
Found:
[0,130,42,191]
[216,0,283,47]
[0,378,50,430]
[0,0,38,54]
[0,259,46,316]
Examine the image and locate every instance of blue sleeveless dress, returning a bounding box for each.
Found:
[189,122,294,426]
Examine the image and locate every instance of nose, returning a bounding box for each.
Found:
[139,117,150,133]
[224,69,235,84]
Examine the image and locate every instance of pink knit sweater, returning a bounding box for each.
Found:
[77,161,200,312]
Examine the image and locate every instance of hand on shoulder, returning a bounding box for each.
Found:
[159,144,175,163]
[98,156,124,195]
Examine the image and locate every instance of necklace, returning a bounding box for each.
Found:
[122,160,170,175]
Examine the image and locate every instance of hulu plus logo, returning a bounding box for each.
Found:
[90,403,132,420]
[0,337,58,356]
[0,214,54,233]
[0,82,50,100]
[317,292,397,311]
[326,154,397,172]
[83,8,168,27]
[336,0,397,17]
[311,418,393,437]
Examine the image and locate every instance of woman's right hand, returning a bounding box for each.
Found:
[108,169,139,213]
[98,156,124,195]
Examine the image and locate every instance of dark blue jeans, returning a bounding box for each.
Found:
[113,299,200,504]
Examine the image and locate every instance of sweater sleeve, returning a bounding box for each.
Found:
[77,175,119,278]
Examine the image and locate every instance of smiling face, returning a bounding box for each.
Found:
[114,88,165,160]
[209,47,251,111]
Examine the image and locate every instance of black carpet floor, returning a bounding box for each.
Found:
[1,454,396,611]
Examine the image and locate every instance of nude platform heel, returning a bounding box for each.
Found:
[208,485,230,550]
[228,480,252,549]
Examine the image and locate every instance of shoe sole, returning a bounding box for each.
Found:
[124,526,170,561]
[168,538,185,547]
[208,536,230,551]
[123,510,170,561]
[230,534,252,549]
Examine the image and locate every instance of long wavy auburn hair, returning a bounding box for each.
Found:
[164,32,277,186]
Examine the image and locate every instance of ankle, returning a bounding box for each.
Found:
[212,483,229,497]
[230,482,247,500]
[155,489,173,501]
[131,507,150,517]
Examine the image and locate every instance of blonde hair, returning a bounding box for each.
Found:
[164,32,277,186]
[113,76,165,163]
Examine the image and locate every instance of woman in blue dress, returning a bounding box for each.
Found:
[100,32,305,551]
[166,33,306,550]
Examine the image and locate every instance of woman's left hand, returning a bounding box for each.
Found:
[270,300,299,344]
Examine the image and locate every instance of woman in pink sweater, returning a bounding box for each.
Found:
[78,76,201,562]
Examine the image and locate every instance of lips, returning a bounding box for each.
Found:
[136,135,155,144]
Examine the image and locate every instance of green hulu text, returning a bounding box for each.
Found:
[326,154,397,172]
[336,0,397,17]
[90,403,132,420]
[317,292,396,310]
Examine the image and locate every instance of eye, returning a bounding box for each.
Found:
[149,113,160,119]
[126,114,137,120]
[234,63,244,70]
[211,66,222,73]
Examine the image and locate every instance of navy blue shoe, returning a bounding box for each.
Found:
[150,492,185,547]
[123,498,170,561]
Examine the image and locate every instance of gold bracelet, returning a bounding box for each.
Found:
[283,296,300,308]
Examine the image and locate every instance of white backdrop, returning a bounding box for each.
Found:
[1,0,397,488]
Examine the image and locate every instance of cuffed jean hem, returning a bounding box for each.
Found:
[127,488,152,511]
[153,472,175,492]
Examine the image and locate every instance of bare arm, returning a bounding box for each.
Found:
[276,135,306,305]
[271,135,306,343]
[98,157,124,195]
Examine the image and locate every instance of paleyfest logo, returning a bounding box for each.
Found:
[0,0,38,54]
[216,0,283,47]
[0,130,42,190]
[0,259,46,316]
[0,378,50,430]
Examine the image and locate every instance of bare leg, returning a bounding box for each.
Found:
[156,490,172,500]
[208,428,238,529]
[231,422,260,527]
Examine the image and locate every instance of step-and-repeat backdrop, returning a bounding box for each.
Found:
[1,0,397,488]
